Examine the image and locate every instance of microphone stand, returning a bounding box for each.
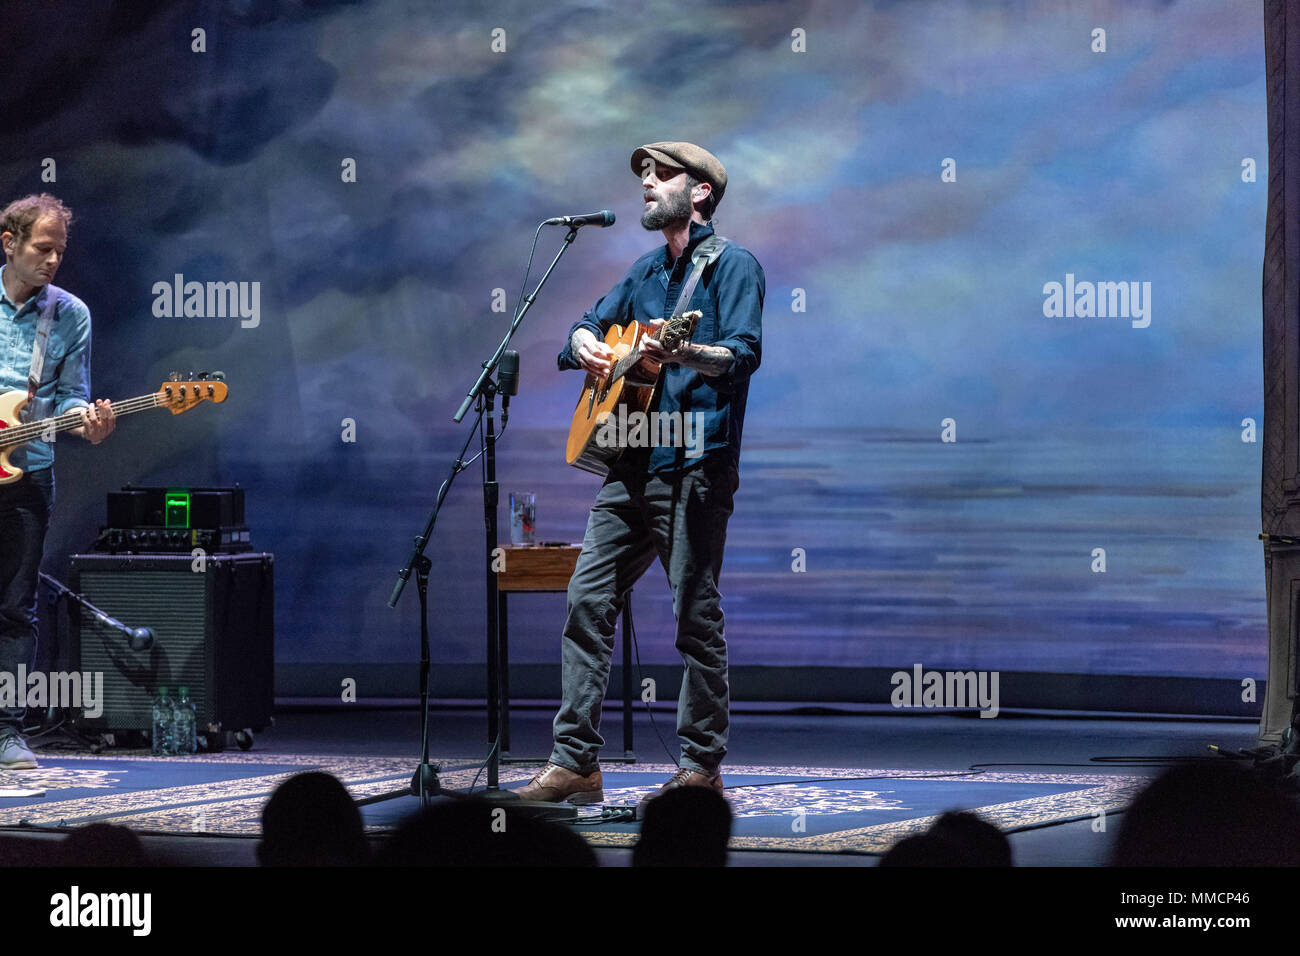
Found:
[28,572,151,753]
[371,224,583,815]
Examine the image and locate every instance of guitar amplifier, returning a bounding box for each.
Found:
[67,552,274,735]
[93,486,251,554]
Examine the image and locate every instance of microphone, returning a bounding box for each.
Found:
[543,210,615,228]
[38,571,155,651]
[498,350,519,425]
[92,609,155,651]
[498,351,519,398]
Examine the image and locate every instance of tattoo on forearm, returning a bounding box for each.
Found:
[684,345,735,376]
[572,328,596,354]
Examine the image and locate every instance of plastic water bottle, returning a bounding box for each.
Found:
[174,686,198,755]
[151,687,174,756]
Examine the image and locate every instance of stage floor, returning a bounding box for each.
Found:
[1,703,1260,866]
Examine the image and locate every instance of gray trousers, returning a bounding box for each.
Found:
[550,455,738,776]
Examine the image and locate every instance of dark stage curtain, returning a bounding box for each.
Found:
[1259,0,1300,745]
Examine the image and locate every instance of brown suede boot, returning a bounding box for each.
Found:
[516,762,604,804]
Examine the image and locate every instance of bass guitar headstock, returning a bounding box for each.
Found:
[158,372,229,415]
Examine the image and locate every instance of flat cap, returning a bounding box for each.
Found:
[630,141,727,204]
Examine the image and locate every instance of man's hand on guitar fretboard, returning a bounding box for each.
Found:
[641,314,734,377]
[70,399,117,444]
[638,318,679,365]
[640,316,699,365]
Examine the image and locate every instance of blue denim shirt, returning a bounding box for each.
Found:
[0,264,92,474]
[557,220,764,475]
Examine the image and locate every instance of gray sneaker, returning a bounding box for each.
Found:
[0,733,38,770]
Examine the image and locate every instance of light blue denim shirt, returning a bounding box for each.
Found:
[0,264,91,474]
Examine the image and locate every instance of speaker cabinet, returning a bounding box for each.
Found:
[68,552,274,734]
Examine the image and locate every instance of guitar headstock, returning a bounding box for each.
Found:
[157,373,229,415]
[657,310,702,352]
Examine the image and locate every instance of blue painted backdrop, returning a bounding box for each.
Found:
[0,0,1267,685]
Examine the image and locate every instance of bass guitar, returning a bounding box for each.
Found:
[0,374,229,484]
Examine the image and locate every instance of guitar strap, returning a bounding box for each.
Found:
[668,234,727,319]
[26,288,59,405]
[664,235,727,503]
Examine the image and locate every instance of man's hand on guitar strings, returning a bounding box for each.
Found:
[574,328,614,377]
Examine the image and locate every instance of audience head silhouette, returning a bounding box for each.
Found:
[634,786,732,867]
[259,771,369,866]
[879,810,1012,866]
[1110,760,1300,867]
[375,798,597,866]
[61,823,147,867]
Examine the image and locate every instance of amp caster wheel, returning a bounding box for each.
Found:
[235,730,254,751]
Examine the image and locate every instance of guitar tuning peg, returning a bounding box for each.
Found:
[168,372,181,382]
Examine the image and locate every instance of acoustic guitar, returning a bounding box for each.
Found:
[565,311,700,475]
[0,374,229,484]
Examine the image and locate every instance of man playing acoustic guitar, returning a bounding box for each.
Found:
[519,142,764,809]
[0,194,115,769]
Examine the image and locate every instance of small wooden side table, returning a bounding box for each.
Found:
[496,543,638,763]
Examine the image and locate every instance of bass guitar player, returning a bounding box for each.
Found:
[0,194,115,770]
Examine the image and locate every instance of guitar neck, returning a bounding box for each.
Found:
[0,392,163,450]
[609,336,650,385]
[607,313,700,385]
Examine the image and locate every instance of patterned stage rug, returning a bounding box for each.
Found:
[0,753,1150,855]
